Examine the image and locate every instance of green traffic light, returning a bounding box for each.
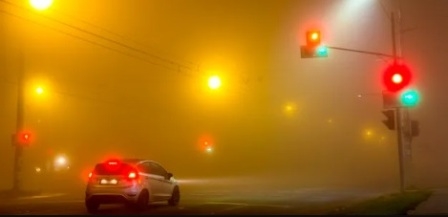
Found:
[316,45,328,57]
[400,89,420,107]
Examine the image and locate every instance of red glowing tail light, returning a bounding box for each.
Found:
[104,159,121,171]
[127,170,139,180]
[107,160,119,165]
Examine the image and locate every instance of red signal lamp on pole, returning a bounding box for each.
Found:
[382,63,412,93]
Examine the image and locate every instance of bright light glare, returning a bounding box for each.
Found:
[283,103,296,114]
[392,73,403,84]
[128,172,137,179]
[35,167,41,173]
[36,87,44,95]
[206,146,213,153]
[208,76,221,89]
[365,130,373,137]
[310,32,319,41]
[56,156,67,166]
[30,0,53,10]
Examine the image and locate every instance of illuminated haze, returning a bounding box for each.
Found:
[1,0,447,192]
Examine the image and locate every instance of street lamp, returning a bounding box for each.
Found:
[54,154,69,171]
[208,75,221,90]
[35,86,44,95]
[29,0,53,11]
[11,0,54,193]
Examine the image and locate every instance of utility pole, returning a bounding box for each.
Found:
[12,53,25,193]
[391,11,406,193]
[300,2,414,194]
[397,0,414,191]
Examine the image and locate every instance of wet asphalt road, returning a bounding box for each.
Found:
[0,184,387,215]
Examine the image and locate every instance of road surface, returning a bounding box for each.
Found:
[0,182,387,215]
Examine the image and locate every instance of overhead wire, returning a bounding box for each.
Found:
[0,0,258,107]
[0,0,197,74]
[0,1,195,107]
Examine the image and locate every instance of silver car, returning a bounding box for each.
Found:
[85,158,180,212]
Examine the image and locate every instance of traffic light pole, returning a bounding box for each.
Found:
[327,46,395,59]
[303,8,410,193]
[395,107,405,192]
[391,11,406,193]
[12,53,25,193]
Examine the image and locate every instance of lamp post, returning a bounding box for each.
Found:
[12,53,25,193]
[11,0,53,193]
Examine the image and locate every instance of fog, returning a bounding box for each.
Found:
[1,0,448,194]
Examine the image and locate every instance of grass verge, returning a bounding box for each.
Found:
[329,189,432,215]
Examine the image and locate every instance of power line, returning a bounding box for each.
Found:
[0,0,257,102]
[0,0,197,75]
[0,74,188,115]
[45,6,197,70]
[0,9,177,72]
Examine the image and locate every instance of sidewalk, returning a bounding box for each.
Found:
[408,188,448,215]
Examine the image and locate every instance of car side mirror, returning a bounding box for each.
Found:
[166,172,173,179]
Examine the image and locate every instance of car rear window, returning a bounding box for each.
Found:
[94,162,134,175]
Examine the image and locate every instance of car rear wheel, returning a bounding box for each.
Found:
[168,187,180,206]
[135,190,149,210]
[85,199,100,213]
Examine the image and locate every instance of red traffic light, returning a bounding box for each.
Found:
[306,30,321,47]
[382,63,412,92]
[16,132,32,146]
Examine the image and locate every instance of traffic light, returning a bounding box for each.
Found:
[382,63,416,108]
[400,89,420,107]
[16,132,32,146]
[203,141,213,153]
[382,63,412,93]
[382,90,399,109]
[306,30,321,47]
[300,30,328,58]
[382,110,395,130]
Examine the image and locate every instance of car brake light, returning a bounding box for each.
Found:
[107,159,119,165]
[105,159,121,171]
[107,161,118,166]
[128,171,138,179]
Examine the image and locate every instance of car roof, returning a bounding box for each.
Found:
[96,158,161,166]
[121,158,159,165]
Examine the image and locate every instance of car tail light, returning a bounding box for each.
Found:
[127,170,139,180]
[107,160,119,165]
[105,159,121,171]
[88,171,96,183]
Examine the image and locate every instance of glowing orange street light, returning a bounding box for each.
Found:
[208,75,221,90]
[35,86,44,95]
[29,0,53,11]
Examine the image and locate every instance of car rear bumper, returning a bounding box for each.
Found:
[85,184,142,204]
